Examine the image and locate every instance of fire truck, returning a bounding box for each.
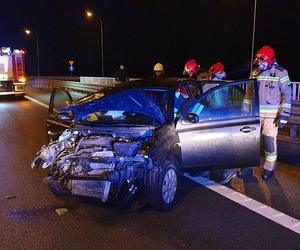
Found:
[0,47,27,96]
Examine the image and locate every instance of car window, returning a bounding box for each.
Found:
[174,86,190,115]
[187,83,202,98]
[51,89,72,114]
[189,82,255,122]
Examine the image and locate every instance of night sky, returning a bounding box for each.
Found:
[1,0,299,79]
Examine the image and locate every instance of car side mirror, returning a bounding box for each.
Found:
[186,113,199,123]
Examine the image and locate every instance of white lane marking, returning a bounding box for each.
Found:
[184,174,300,235]
[25,95,49,109]
[273,213,285,218]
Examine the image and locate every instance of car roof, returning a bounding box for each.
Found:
[73,78,192,105]
[73,77,245,105]
[103,78,236,91]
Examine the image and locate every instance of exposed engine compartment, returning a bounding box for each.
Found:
[32,128,157,203]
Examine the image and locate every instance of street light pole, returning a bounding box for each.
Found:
[98,16,104,77]
[36,35,40,77]
[250,0,257,75]
[25,29,40,77]
[86,11,104,77]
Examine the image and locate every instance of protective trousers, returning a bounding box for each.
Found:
[261,118,278,171]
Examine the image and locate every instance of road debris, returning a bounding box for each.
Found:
[55,208,68,216]
[5,194,16,200]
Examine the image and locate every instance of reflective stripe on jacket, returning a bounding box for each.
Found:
[254,64,292,119]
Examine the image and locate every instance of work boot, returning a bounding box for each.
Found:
[262,169,274,181]
[219,169,237,184]
[237,167,253,178]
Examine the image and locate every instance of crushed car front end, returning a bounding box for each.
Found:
[32,87,180,209]
[32,126,160,204]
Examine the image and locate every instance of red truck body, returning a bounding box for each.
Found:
[0,47,26,96]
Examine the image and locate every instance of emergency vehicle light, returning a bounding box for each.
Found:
[18,77,26,83]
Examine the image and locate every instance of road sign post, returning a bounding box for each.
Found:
[68,60,75,76]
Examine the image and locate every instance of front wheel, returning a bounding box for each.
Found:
[146,158,179,210]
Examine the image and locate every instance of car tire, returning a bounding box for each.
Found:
[147,157,179,210]
[48,180,70,196]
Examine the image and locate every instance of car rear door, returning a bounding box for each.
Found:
[176,79,260,170]
[46,88,74,142]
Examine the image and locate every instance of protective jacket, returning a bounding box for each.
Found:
[255,64,292,120]
[114,69,129,83]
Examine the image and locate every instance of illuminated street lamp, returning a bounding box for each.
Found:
[86,10,104,77]
[25,29,31,35]
[250,0,257,75]
[24,28,40,77]
[86,11,93,18]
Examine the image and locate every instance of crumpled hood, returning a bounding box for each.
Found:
[62,90,166,125]
[73,125,154,140]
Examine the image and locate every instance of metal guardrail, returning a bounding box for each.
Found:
[28,77,300,100]
[29,79,111,94]
[28,76,81,82]
[292,82,300,100]
[28,77,138,94]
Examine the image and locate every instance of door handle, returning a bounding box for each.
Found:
[240,126,256,133]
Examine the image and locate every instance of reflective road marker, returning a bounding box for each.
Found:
[184,174,300,235]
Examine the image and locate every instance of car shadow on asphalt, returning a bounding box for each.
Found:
[0,96,26,102]
[264,177,293,216]
[240,174,267,205]
[233,168,293,217]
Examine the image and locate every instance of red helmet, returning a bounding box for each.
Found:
[254,46,275,67]
[208,62,225,77]
[184,59,199,75]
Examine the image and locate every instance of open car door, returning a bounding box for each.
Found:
[46,88,74,142]
[176,79,260,170]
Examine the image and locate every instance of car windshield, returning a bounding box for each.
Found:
[77,88,170,126]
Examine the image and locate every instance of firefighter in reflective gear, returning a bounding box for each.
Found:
[209,62,226,80]
[206,62,230,107]
[203,62,227,93]
[249,46,292,181]
[153,63,164,78]
[183,59,201,80]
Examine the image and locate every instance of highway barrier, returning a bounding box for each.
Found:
[27,76,137,94]
[28,76,141,94]
[28,76,300,100]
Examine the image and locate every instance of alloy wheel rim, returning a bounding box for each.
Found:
[162,168,177,204]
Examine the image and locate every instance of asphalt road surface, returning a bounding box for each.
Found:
[1,96,300,250]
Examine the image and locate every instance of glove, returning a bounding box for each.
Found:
[277,115,288,129]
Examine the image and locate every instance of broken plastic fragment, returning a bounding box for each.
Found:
[55,208,68,216]
[5,194,16,199]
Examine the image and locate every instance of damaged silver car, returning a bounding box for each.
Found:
[32,79,260,210]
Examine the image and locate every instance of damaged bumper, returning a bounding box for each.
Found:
[32,128,158,203]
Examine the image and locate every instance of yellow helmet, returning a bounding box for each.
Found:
[154,63,164,72]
